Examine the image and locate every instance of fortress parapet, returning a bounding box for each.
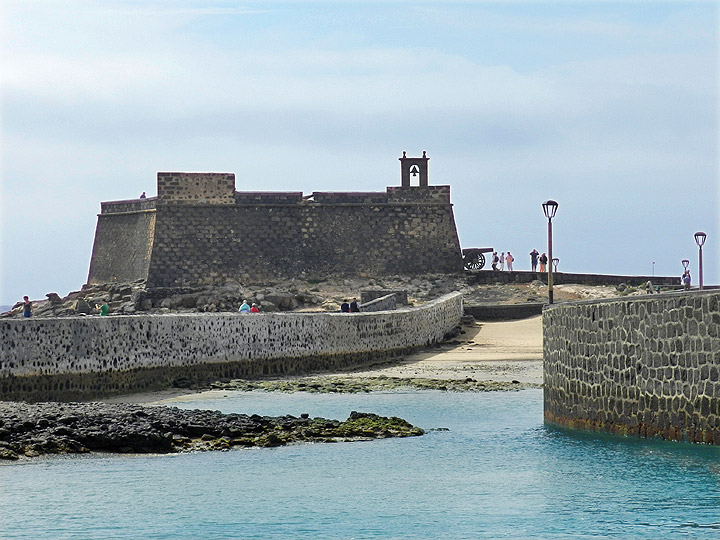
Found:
[87,152,463,288]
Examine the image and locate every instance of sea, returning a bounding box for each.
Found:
[1,389,718,539]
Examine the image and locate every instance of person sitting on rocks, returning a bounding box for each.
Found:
[239,300,251,313]
[97,300,109,316]
[250,303,260,313]
[349,298,360,312]
[341,300,350,313]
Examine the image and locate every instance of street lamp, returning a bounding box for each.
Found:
[694,231,707,290]
[542,200,559,304]
[552,258,559,272]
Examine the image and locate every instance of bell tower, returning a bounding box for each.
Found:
[399,151,429,187]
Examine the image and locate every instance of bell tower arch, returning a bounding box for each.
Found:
[399,150,429,187]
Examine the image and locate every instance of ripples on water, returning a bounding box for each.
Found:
[1,389,718,539]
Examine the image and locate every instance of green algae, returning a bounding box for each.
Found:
[209,376,541,394]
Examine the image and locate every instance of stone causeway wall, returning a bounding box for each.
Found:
[87,170,463,288]
[543,290,720,444]
[0,293,463,401]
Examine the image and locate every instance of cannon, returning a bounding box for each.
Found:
[462,248,494,270]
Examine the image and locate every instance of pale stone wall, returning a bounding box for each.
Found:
[543,290,720,444]
[0,293,463,401]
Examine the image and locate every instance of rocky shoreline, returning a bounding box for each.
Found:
[0,402,423,461]
[207,375,540,393]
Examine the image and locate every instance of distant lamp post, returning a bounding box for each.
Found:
[652,261,655,276]
[682,259,690,271]
[552,258,559,272]
[542,200,559,304]
[694,231,707,290]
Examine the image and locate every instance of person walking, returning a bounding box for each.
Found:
[505,252,514,271]
[22,296,32,318]
[530,249,539,272]
[539,253,548,273]
[491,252,499,271]
[499,252,505,271]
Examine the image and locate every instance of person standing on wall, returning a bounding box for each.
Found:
[491,252,499,271]
[505,252,514,271]
[22,296,32,318]
[499,252,505,271]
[539,253,548,273]
[530,249,539,272]
[682,270,692,290]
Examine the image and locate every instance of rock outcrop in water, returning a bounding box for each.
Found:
[0,402,424,460]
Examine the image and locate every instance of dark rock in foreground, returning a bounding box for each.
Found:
[0,402,423,460]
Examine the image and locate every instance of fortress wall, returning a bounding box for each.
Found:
[312,192,389,204]
[543,291,720,444]
[146,188,462,288]
[157,172,235,204]
[0,293,463,401]
[87,210,156,285]
[235,192,304,204]
[100,198,157,214]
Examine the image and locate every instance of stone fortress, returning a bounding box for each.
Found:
[87,152,463,291]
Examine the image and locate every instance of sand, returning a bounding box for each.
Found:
[332,315,543,384]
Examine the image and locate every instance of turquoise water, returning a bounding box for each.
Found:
[1,389,718,539]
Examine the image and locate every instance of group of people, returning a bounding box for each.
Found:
[341,298,360,313]
[238,299,260,313]
[529,249,549,272]
[20,296,109,317]
[490,250,550,272]
[491,251,515,271]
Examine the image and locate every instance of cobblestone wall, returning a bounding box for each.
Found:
[543,290,720,444]
[0,293,463,401]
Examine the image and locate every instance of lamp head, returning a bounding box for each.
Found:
[542,200,559,219]
[682,259,690,270]
[694,231,707,248]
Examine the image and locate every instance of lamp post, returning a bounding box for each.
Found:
[542,200,559,304]
[694,231,707,290]
[552,258,559,272]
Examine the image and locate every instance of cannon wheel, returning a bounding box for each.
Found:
[464,252,485,270]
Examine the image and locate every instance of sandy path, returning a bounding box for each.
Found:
[333,315,543,384]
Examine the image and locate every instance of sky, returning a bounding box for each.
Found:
[1,0,718,306]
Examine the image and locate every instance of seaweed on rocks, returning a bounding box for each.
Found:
[209,376,539,394]
[0,402,424,460]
